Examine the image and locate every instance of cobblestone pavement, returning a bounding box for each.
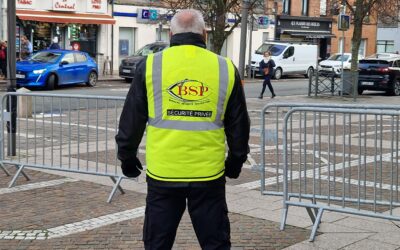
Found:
[3,93,400,249]
[0,166,310,249]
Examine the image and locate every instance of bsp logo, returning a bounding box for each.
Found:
[168,79,210,102]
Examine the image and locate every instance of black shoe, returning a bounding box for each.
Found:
[258,95,263,99]
[271,94,276,98]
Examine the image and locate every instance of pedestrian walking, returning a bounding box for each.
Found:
[258,51,276,99]
[0,41,7,79]
[115,9,250,250]
[49,37,61,50]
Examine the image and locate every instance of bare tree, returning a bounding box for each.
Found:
[159,0,264,54]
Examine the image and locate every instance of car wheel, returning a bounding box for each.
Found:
[125,78,132,83]
[86,71,98,87]
[389,79,400,96]
[305,67,314,78]
[358,88,364,95]
[274,67,282,80]
[46,74,57,90]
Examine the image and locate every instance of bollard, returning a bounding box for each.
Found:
[16,87,32,118]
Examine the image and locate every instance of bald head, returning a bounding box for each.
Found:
[170,9,206,36]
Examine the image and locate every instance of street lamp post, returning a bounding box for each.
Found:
[238,0,250,80]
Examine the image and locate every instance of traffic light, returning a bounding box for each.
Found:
[338,14,350,31]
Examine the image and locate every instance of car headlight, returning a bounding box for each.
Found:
[33,69,46,74]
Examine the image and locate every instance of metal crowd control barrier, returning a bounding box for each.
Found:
[260,103,400,198]
[0,92,127,203]
[279,107,400,241]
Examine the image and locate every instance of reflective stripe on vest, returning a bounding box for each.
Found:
[148,51,229,131]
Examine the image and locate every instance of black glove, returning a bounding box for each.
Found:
[225,157,242,179]
[121,157,143,178]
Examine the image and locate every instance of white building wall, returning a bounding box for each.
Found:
[377,27,400,53]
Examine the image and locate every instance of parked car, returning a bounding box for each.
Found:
[358,53,400,95]
[249,41,318,79]
[318,53,363,75]
[119,41,169,83]
[16,50,98,90]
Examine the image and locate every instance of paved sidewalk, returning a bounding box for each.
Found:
[2,93,400,249]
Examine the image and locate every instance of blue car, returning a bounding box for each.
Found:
[16,50,98,90]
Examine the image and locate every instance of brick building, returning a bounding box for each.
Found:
[267,0,377,59]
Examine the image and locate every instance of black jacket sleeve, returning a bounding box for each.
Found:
[115,58,148,163]
[223,67,250,176]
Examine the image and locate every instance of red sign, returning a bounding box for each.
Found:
[72,42,80,51]
[17,0,35,9]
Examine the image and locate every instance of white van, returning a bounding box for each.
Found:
[250,42,318,80]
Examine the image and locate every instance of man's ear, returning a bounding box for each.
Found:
[169,31,173,39]
[203,30,207,43]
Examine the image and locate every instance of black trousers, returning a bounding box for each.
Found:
[0,63,6,78]
[260,75,275,96]
[143,184,230,250]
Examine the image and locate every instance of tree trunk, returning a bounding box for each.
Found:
[350,0,365,98]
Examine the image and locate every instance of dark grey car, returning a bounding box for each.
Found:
[119,42,169,83]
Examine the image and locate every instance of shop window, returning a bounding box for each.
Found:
[119,27,136,58]
[68,24,98,58]
[301,0,309,16]
[377,40,395,53]
[156,28,170,42]
[262,32,270,42]
[283,0,291,15]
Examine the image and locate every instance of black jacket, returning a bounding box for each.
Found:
[259,59,275,77]
[115,32,250,187]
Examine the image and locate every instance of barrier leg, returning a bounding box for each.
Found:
[306,207,316,223]
[107,176,123,203]
[110,176,125,194]
[8,164,28,188]
[309,208,324,242]
[280,205,289,230]
[0,163,10,176]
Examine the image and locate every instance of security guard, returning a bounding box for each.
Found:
[116,9,250,249]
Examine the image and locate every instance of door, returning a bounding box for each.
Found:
[58,52,77,84]
[74,52,89,83]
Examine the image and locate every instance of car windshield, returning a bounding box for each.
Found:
[268,45,287,56]
[328,54,350,61]
[133,44,166,56]
[30,52,62,63]
[255,44,273,54]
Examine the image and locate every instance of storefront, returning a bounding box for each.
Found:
[15,0,115,59]
[275,15,334,60]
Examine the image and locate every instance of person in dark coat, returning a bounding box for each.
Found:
[258,51,276,99]
[0,41,7,79]
[49,37,61,50]
[115,9,250,249]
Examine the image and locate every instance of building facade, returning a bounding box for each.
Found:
[111,2,275,72]
[271,0,377,59]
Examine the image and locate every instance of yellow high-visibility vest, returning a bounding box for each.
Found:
[145,45,235,182]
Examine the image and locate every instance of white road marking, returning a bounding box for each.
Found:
[0,206,145,240]
[0,178,78,195]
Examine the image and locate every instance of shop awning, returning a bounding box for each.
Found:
[16,10,116,25]
[283,30,335,39]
